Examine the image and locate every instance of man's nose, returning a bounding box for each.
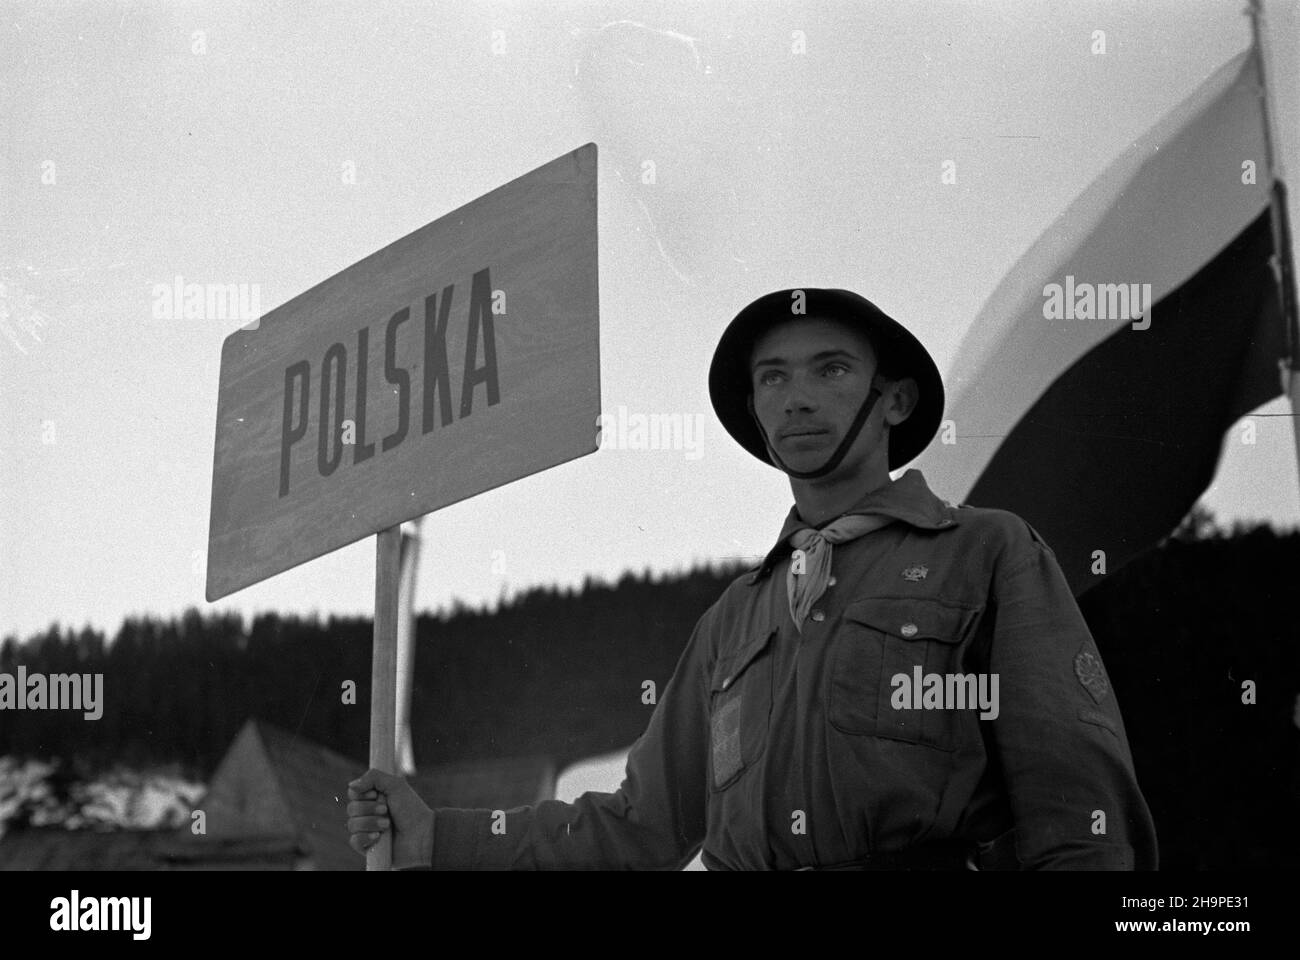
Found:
[783,374,819,413]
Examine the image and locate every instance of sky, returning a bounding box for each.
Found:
[555,746,704,868]
[2,0,1298,642]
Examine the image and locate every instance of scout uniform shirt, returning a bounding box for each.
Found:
[428,469,1159,870]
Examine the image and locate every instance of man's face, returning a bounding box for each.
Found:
[749,317,914,479]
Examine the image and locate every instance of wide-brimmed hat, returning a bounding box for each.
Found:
[708,288,944,471]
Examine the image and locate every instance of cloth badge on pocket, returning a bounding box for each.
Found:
[711,696,743,787]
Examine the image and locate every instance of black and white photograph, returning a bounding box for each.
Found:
[1,0,1296,940]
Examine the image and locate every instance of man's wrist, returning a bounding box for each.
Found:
[393,808,436,870]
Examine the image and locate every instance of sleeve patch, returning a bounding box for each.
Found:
[1073,648,1110,704]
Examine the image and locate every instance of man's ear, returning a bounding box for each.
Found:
[881,376,919,426]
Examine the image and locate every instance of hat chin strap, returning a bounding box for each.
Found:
[747,384,882,480]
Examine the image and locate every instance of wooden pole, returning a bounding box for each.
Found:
[367,524,402,871]
[1248,0,1300,507]
[395,518,423,775]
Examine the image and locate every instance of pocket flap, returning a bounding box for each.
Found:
[843,597,975,644]
[711,628,776,693]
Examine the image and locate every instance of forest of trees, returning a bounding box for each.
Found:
[2,510,1297,867]
[0,563,744,778]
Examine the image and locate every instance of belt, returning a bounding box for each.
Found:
[793,829,1019,871]
[794,839,976,871]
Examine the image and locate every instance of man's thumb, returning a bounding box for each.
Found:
[350,768,403,793]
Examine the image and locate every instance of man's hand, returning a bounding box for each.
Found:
[347,769,435,869]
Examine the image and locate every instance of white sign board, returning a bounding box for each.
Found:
[207,144,599,600]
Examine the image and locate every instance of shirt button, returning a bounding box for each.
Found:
[811,610,826,623]
[827,576,837,587]
[900,622,918,637]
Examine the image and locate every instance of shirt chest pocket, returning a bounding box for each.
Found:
[828,597,978,752]
[709,628,777,791]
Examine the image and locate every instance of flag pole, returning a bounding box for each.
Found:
[1248,0,1300,506]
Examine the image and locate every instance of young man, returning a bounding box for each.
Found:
[347,287,1158,870]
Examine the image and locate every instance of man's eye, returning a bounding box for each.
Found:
[758,365,847,386]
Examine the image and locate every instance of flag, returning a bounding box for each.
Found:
[911,48,1290,596]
